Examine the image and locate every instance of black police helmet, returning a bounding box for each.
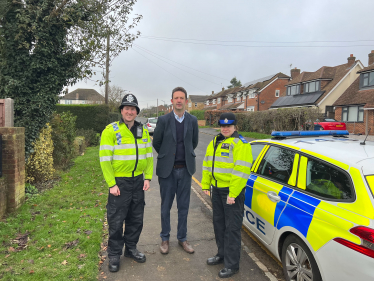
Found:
[218,112,237,126]
[119,94,140,114]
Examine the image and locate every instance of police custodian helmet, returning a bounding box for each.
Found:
[218,112,237,126]
[119,93,140,114]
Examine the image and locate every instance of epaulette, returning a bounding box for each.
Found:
[238,134,248,143]
[106,121,118,129]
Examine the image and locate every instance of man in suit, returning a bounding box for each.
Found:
[153,87,199,255]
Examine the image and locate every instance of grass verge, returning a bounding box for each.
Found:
[0,147,107,280]
[238,131,271,139]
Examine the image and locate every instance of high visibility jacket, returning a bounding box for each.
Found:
[100,121,153,187]
[202,132,253,198]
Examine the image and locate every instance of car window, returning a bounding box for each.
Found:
[250,143,267,163]
[324,118,337,122]
[148,118,157,124]
[257,146,296,185]
[305,158,353,200]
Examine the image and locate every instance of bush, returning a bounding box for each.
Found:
[190,110,205,120]
[204,108,322,133]
[50,112,77,169]
[76,128,100,147]
[55,104,110,133]
[108,112,121,123]
[74,136,86,156]
[26,124,55,183]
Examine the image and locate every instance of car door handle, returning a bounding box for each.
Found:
[267,191,281,203]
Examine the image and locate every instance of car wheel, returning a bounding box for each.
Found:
[281,234,322,281]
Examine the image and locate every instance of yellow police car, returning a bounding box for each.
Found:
[244,130,374,281]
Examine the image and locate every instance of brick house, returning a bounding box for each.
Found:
[187,95,209,111]
[204,87,243,111]
[60,88,104,104]
[333,51,374,135]
[270,55,364,117]
[241,73,290,111]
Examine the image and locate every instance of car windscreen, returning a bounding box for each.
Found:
[323,118,337,122]
[148,118,157,124]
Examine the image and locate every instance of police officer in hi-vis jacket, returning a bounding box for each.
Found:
[201,112,253,279]
[99,94,153,272]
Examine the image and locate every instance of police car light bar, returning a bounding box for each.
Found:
[271,130,349,137]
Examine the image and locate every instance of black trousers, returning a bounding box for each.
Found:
[107,175,144,258]
[212,186,245,270]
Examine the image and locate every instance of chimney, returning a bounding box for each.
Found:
[347,54,356,67]
[369,50,374,66]
[76,92,79,100]
[222,87,225,91]
[212,91,214,95]
[290,67,300,79]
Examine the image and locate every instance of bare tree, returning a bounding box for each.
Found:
[101,85,126,112]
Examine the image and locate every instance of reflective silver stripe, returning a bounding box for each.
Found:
[233,138,240,144]
[100,145,114,151]
[203,166,212,172]
[204,156,213,162]
[100,156,113,162]
[145,142,152,148]
[146,152,153,158]
[114,144,136,150]
[137,143,152,149]
[232,170,251,179]
[235,160,252,168]
[113,155,137,161]
[215,156,234,163]
[214,167,233,174]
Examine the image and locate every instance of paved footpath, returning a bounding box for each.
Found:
[98,140,272,281]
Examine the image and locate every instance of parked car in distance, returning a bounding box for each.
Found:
[313,118,346,130]
[146,117,158,134]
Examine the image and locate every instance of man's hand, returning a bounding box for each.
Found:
[110,185,120,196]
[143,180,150,191]
[227,196,235,205]
[203,190,210,196]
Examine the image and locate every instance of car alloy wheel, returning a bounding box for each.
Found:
[281,235,322,281]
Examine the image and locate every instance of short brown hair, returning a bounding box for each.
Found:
[172,87,187,99]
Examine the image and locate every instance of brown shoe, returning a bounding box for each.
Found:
[178,240,194,254]
[160,240,169,254]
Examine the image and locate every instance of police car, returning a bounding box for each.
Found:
[244,130,374,281]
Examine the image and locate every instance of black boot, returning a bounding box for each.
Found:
[207,255,224,265]
[124,248,146,263]
[108,256,120,272]
[218,268,239,278]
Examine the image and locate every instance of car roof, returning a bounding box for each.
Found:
[253,136,374,174]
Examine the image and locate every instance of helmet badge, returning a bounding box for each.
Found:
[127,95,134,102]
[224,118,228,124]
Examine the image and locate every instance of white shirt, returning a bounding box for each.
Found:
[173,110,185,123]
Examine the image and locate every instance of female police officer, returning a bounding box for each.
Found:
[201,112,253,278]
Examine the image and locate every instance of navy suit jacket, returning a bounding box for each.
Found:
[152,111,199,178]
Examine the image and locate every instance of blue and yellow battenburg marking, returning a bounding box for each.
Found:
[111,122,122,145]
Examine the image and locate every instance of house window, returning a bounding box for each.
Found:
[195,102,197,107]
[304,81,320,93]
[188,103,192,107]
[213,99,216,104]
[247,106,255,112]
[228,97,233,103]
[205,101,210,105]
[275,90,280,97]
[248,92,255,98]
[361,71,374,88]
[81,100,86,104]
[342,106,364,122]
[217,98,221,104]
[65,100,72,104]
[287,85,300,96]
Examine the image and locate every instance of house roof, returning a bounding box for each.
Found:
[243,74,277,87]
[189,95,209,103]
[333,77,374,106]
[220,102,244,110]
[244,72,290,91]
[357,63,374,73]
[204,105,217,110]
[62,88,104,101]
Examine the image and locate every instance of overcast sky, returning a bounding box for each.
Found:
[72,0,374,109]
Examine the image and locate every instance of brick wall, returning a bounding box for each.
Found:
[0,127,25,217]
[0,177,6,217]
[258,79,289,111]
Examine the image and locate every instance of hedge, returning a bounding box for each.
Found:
[204,108,322,134]
[55,104,111,133]
[189,110,205,120]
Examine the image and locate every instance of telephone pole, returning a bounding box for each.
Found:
[105,34,110,104]
[156,99,158,117]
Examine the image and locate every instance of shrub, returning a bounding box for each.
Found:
[108,112,121,123]
[204,108,322,133]
[76,128,100,147]
[73,136,86,156]
[55,104,110,133]
[26,124,55,183]
[190,110,205,120]
[50,111,77,169]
